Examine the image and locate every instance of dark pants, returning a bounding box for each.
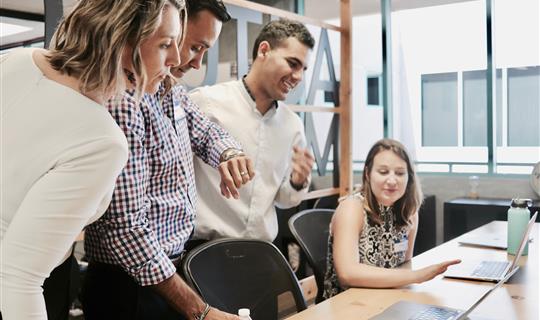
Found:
[0,251,78,320]
[81,262,187,320]
[43,252,80,320]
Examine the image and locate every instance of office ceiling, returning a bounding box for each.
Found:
[1,0,76,15]
[0,0,475,49]
[2,0,474,17]
[305,0,474,19]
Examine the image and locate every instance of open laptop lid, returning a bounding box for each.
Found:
[505,211,537,274]
[455,211,537,320]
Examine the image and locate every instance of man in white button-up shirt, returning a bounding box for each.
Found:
[189,19,315,242]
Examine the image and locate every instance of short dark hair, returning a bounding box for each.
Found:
[186,0,231,23]
[252,19,315,61]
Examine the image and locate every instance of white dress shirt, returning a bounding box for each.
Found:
[189,80,309,242]
[0,48,128,320]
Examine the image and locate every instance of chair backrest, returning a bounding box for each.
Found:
[288,209,334,303]
[312,194,339,210]
[181,238,307,320]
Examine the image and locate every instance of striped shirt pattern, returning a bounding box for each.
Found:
[85,85,241,286]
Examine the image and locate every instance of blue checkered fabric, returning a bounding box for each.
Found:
[85,85,241,286]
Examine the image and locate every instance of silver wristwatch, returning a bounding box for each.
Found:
[220,148,245,162]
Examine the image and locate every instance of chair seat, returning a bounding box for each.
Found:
[181,238,307,320]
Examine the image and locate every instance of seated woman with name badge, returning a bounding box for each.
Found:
[323,139,461,299]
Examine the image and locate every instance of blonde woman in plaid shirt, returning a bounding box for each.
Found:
[83,1,246,319]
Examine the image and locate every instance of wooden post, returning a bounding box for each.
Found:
[339,0,352,196]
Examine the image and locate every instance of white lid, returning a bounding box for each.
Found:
[238,308,250,316]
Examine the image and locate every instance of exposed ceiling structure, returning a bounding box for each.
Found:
[1,0,77,15]
[1,0,474,17]
[0,0,474,48]
[305,0,474,19]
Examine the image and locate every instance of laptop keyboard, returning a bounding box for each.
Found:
[472,261,509,278]
[409,306,460,320]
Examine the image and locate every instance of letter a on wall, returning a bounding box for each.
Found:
[306,29,339,106]
[304,29,340,180]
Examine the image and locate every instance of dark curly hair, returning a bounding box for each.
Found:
[252,19,315,61]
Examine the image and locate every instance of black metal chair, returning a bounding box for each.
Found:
[312,194,339,210]
[181,238,307,320]
[288,209,334,303]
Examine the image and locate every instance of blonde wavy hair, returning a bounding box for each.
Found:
[48,0,187,99]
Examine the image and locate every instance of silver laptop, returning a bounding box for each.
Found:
[458,234,507,249]
[369,213,535,320]
[369,268,515,320]
[444,211,537,282]
[459,233,533,250]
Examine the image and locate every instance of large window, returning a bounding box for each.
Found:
[493,0,539,174]
[391,0,539,174]
[307,0,539,175]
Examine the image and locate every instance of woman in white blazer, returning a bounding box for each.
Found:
[0,1,186,319]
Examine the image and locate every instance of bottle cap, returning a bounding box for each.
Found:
[511,198,532,208]
[238,308,250,316]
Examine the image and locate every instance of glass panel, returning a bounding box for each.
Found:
[463,70,487,146]
[507,66,540,146]
[497,165,534,174]
[416,164,450,173]
[461,69,503,147]
[422,73,458,146]
[367,76,380,106]
[494,0,539,171]
[496,69,502,147]
[452,164,489,173]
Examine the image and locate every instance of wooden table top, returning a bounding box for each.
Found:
[286,221,539,320]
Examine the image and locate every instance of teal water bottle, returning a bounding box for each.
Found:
[507,198,532,255]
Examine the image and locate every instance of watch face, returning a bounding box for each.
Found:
[531,162,540,197]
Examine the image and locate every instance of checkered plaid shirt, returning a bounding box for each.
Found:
[84,85,241,286]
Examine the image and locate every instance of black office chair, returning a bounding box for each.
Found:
[288,209,334,303]
[181,238,307,320]
[312,194,339,210]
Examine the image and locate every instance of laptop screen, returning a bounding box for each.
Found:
[456,211,537,320]
[506,211,538,274]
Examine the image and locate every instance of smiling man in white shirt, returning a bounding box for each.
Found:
[189,19,315,242]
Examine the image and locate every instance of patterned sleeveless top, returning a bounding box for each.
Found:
[323,200,410,299]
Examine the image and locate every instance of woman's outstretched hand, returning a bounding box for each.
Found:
[415,259,462,283]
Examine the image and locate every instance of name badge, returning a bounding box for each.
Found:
[394,239,408,253]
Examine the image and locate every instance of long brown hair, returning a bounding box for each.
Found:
[48,0,186,99]
[361,139,423,228]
